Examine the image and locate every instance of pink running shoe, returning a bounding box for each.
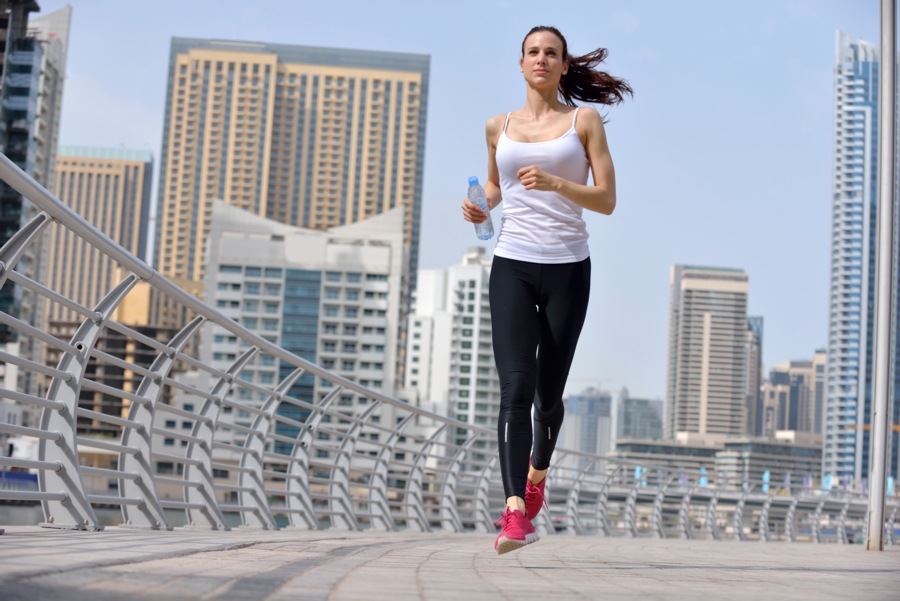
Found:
[525,476,547,520]
[494,508,540,555]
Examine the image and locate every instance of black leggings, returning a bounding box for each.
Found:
[490,255,591,500]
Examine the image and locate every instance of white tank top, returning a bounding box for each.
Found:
[494,107,591,264]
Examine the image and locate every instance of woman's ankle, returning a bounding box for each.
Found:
[528,468,548,486]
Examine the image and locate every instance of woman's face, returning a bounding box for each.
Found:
[520,31,567,88]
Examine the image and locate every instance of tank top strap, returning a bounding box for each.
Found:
[503,112,511,133]
[571,107,580,128]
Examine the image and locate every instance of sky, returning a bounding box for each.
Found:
[35,0,881,400]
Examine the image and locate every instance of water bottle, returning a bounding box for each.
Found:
[468,176,494,240]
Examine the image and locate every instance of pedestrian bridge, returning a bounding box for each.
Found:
[0,150,898,598]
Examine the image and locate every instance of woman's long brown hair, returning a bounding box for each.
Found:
[522,26,633,114]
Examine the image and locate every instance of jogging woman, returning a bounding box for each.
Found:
[461,26,631,555]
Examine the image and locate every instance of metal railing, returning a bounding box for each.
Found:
[0,151,896,543]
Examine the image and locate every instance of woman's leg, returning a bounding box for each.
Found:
[531,258,592,475]
[490,256,541,509]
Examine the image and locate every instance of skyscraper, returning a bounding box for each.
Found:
[404,247,499,451]
[47,147,153,324]
[824,31,900,483]
[560,387,613,472]
[745,316,763,436]
[615,388,664,441]
[153,38,429,316]
[201,200,407,449]
[665,265,749,438]
[0,3,70,399]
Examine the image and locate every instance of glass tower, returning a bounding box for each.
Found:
[824,30,900,484]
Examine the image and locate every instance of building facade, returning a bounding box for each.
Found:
[665,265,750,439]
[715,435,822,489]
[153,38,429,324]
[0,3,70,402]
[825,30,900,483]
[404,247,499,452]
[745,316,763,436]
[561,387,613,472]
[47,147,153,320]
[616,388,664,441]
[186,200,407,453]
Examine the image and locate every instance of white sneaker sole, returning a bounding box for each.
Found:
[495,532,540,555]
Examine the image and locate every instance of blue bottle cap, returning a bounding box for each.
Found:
[468,176,479,186]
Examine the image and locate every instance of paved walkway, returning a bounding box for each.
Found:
[0,526,897,600]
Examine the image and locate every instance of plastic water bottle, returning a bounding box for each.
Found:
[468,176,494,240]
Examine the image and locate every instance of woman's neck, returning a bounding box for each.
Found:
[523,85,566,120]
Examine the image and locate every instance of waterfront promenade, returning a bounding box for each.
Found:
[0,527,897,600]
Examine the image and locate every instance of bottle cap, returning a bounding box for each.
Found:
[468,176,479,186]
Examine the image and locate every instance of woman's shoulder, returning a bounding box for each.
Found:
[485,113,508,135]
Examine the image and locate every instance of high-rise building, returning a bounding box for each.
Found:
[665,265,749,438]
[196,199,407,451]
[760,353,827,441]
[825,31,900,483]
[745,316,763,436]
[812,349,826,435]
[153,38,429,325]
[615,388,663,441]
[0,3,70,400]
[46,147,153,322]
[404,247,499,450]
[561,387,613,471]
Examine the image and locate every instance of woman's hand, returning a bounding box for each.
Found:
[517,165,558,191]
[461,196,491,224]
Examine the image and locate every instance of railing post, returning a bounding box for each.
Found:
[595,465,619,537]
[678,484,696,540]
[624,466,647,538]
[402,424,445,532]
[279,391,340,530]
[236,368,304,530]
[886,502,898,545]
[784,497,799,543]
[704,482,723,541]
[837,499,852,544]
[366,412,412,531]
[0,211,50,290]
[652,474,675,539]
[472,454,497,533]
[119,315,204,530]
[811,495,827,544]
[565,458,596,535]
[758,494,772,542]
[182,348,257,530]
[733,483,754,542]
[438,433,475,533]
[324,391,366,530]
[39,275,138,530]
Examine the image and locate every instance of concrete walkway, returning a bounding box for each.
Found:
[0,527,897,600]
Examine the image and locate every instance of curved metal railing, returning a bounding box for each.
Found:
[0,151,894,543]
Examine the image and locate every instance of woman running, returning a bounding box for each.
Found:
[461,25,631,555]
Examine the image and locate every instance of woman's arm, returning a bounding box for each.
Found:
[515,107,616,215]
[462,114,505,224]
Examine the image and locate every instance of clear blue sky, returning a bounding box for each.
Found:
[38,0,880,399]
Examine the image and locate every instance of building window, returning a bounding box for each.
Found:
[347,272,361,283]
[220,265,242,273]
[326,271,342,281]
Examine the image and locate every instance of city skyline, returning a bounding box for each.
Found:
[33,0,883,400]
